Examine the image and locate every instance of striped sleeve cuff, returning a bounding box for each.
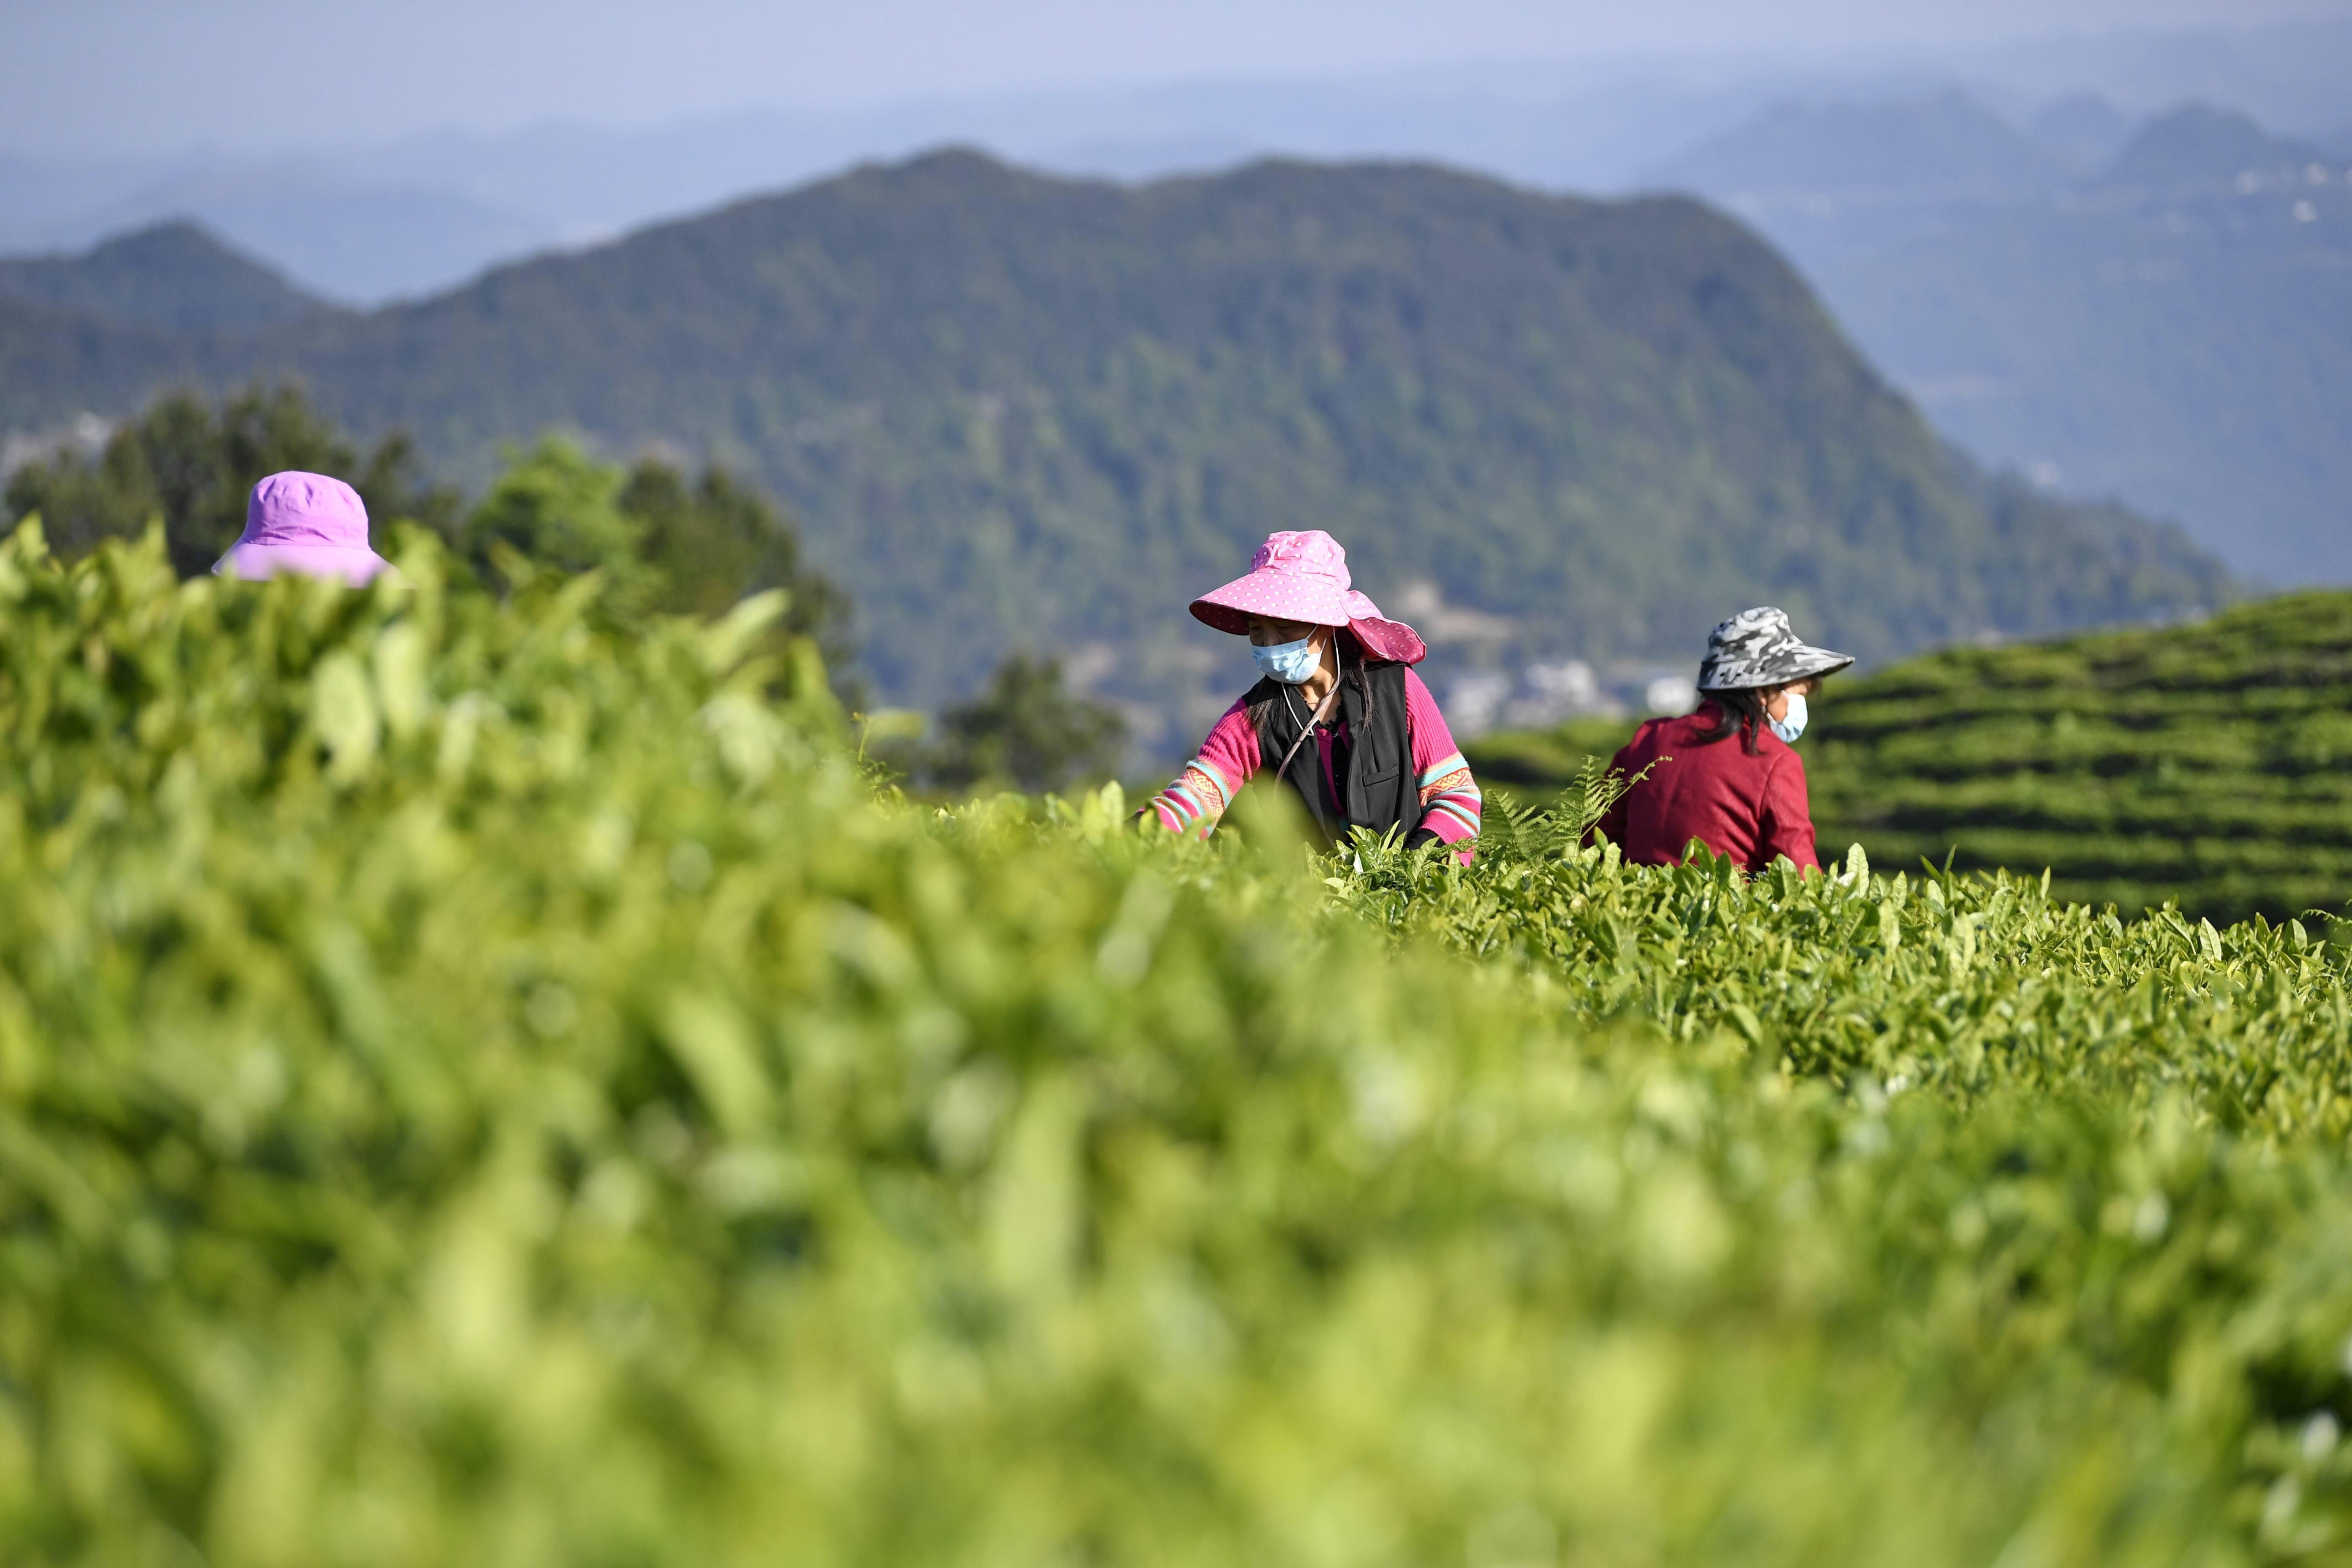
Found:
[1421,794,1481,841]
[1418,749,1482,845]
[1417,751,1470,789]
[1188,757,1234,805]
[1146,763,1233,838]
[1418,765,1481,815]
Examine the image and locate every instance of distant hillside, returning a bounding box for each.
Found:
[75,174,551,305]
[0,222,331,332]
[0,224,321,431]
[1659,95,2352,588]
[2092,104,2336,196]
[1465,592,2352,925]
[1644,91,2069,266]
[2026,94,2136,171]
[1816,106,2352,587]
[0,297,198,431]
[0,151,2232,738]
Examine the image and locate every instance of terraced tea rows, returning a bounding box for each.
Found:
[1465,591,2352,923]
[1807,591,2352,923]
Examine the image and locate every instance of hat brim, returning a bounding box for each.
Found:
[1190,569,1428,665]
[1345,617,1427,666]
[214,542,396,587]
[1697,645,1853,691]
[1190,571,1353,635]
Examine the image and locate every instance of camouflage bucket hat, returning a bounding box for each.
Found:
[1695,606,1854,692]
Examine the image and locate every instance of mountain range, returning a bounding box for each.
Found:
[3,19,2339,618]
[0,221,325,332]
[5,14,2347,305]
[1655,97,2352,586]
[1644,91,2073,268]
[0,152,2232,751]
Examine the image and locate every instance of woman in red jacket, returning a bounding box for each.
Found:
[1592,607,1852,874]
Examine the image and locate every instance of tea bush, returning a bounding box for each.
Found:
[1337,809,2352,1141]
[4,524,2352,1566]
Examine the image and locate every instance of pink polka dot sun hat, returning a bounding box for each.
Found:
[1188,529,1427,664]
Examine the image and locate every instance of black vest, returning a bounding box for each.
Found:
[1247,660,1419,845]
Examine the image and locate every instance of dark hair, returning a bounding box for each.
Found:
[1690,687,1769,754]
[1341,626,1377,727]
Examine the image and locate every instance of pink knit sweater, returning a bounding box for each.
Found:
[1147,667,1480,861]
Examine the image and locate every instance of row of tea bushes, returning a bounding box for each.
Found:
[1333,816,2352,1141]
[1806,589,2352,924]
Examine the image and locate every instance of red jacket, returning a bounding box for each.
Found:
[1592,706,1819,874]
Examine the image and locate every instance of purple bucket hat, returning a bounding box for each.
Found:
[212,471,394,586]
[1190,529,1426,665]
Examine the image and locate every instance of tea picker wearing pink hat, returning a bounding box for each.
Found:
[1142,529,1482,861]
[212,471,395,586]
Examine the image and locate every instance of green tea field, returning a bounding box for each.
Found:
[5,525,2352,1565]
[1807,592,2352,924]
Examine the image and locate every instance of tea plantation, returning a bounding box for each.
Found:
[1468,591,2352,925]
[1806,591,2352,925]
[7,523,2352,1565]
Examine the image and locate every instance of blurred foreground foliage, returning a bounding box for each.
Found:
[3,525,2352,1564]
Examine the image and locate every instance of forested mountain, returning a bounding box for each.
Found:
[0,297,193,431]
[0,151,2231,740]
[0,225,308,429]
[1656,97,2352,587]
[0,223,332,332]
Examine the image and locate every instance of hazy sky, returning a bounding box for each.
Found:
[7,0,2349,158]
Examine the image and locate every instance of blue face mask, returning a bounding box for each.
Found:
[1769,691,1808,745]
[1252,635,1323,685]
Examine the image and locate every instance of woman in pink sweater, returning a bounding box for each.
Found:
[1144,531,1481,860]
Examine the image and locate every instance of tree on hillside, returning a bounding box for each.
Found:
[920,653,1128,794]
[2,384,457,574]
[458,436,655,600]
[456,437,855,676]
[619,460,855,674]
[4,389,856,684]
